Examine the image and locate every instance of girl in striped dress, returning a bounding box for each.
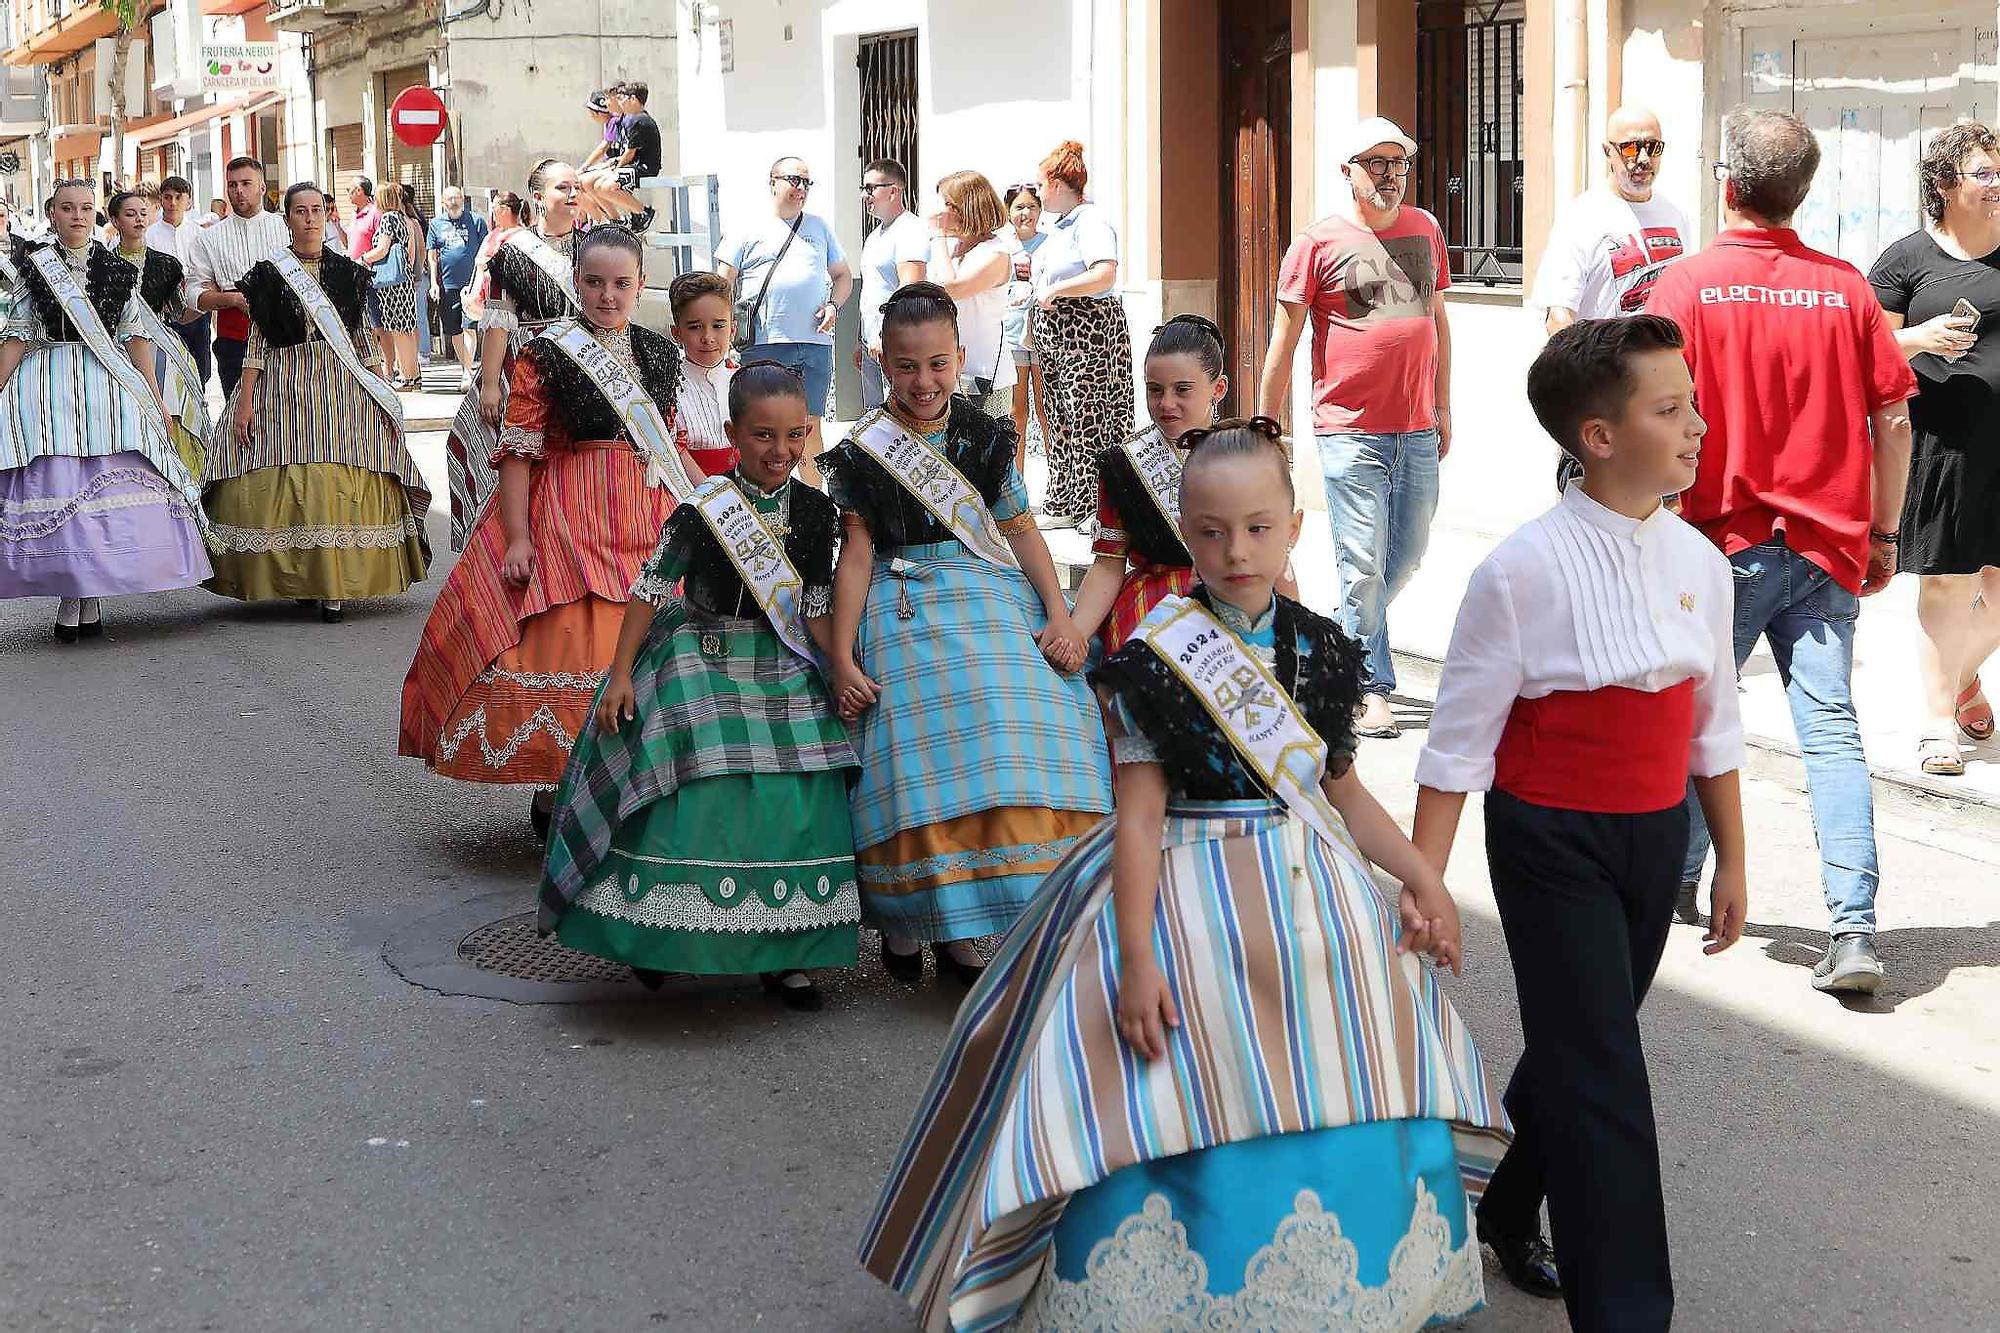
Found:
[819,282,1110,985]
[666,270,739,477]
[861,420,1510,1332]
[400,226,702,834]
[538,364,857,1011]
[0,181,210,642]
[445,161,581,550]
[108,189,209,486]
[203,183,428,621]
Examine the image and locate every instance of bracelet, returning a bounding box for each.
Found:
[1870,529,1900,545]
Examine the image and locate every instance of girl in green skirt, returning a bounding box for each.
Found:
[537,363,859,1010]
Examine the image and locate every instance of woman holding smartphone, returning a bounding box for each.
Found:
[1869,122,2000,776]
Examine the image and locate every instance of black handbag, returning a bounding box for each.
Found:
[731,214,802,354]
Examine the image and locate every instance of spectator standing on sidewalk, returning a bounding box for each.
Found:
[1646,107,1916,995]
[855,158,929,410]
[428,185,487,391]
[716,157,852,481]
[146,175,213,389]
[1868,122,2000,778]
[183,156,289,399]
[1257,116,1453,740]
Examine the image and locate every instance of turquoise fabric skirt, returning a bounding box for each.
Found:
[1018,1119,1483,1331]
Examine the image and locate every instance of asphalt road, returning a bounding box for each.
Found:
[3,434,1996,1331]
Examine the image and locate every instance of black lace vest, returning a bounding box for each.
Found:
[16,241,137,343]
[517,323,683,442]
[663,480,839,616]
[238,252,373,347]
[819,401,1021,547]
[1096,437,1192,567]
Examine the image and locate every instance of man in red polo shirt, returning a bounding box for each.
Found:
[1646,107,1915,994]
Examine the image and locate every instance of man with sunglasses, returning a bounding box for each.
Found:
[716,157,852,481]
[1258,116,1452,742]
[1533,107,1689,333]
[855,158,929,409]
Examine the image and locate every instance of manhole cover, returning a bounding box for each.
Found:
[458,913,635,985]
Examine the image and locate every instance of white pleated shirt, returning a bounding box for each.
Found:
[1415,484,1745,793]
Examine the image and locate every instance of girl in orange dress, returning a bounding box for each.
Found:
[399,226,706,832]
[1073,314,1293,651]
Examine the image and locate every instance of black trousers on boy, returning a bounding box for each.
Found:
[1479,789,1685,1333]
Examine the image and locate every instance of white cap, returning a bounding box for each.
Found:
[1340,116,1417,166]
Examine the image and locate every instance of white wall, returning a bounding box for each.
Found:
[448,0,675,196]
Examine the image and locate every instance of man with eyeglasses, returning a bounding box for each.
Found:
[716,156,853,481]
[1258,116,1453,742]
[1532,107,1688,332]
[855,158,929,409]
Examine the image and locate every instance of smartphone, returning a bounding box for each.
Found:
[1952,297,1981,331]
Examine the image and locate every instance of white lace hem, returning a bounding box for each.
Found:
[1014,1178,1482,1333]
[571,869,861,935]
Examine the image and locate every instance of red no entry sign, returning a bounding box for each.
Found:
[389,85,447,148]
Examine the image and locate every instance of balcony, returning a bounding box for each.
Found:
[267,0,401,33]
[4,0,137,68]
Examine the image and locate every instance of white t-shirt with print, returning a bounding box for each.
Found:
[1530,187,1689,319]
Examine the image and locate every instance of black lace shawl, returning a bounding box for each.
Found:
[487,241,575,323]
[238,252,373,346]
[15,241,137,343]
[137,249,186,317]
[1088,588,1365,799]
[819,400,1021,546]
[660,479,839,616]
[518,323,683,441]
[1097,439,1191,567]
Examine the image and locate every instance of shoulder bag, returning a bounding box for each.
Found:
[371,215,408,290]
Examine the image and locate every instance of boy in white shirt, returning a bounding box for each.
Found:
[1411,315,1747,1332]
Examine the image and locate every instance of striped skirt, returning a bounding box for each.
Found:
[859,799,1511,1332]
[1102,557,1196,652]
[444,328,529,551]
[849,541,1111,942]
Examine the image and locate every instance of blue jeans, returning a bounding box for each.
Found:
[1316,428,1441,696]
[1684,537,1878,934]
[746,341,833,416]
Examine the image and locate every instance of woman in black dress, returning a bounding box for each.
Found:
[1870,122,2000,775]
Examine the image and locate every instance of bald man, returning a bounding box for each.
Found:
[1531,107,1689,333]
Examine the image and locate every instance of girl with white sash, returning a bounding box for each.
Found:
[860,420,1510,1332]
[819,282,1109,985]
[539,364,859,1011]
[1070,314,1297,652]
[203,183,428,622]
[445,160,583,551]
[401,226,703,834]
[0,180,210,642]
[108,187,208,484]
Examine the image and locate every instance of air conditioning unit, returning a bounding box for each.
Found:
[91,37,148,113]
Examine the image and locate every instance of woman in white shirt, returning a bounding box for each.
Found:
[1030,141,1133,528]
[927,171,1016,420]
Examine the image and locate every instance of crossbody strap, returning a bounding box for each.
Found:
[744,214,804,335]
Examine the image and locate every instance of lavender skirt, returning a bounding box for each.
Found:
[0,452,213,599]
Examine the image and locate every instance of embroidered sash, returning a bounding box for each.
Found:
[1120,424,1185,536]
[852,410,1018,569]
[0,250,17,292]
[25,246,205,518]
[504,228,581,313]
[546,319,697,499]
[271,251,405,432]
[1140,595,1352,854]
[689,474,821,671]
[128,295,211,438]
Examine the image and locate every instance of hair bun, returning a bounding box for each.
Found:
[1166,312,1224,341]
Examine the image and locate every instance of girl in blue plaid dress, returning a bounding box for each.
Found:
[537,363,860,1011]
[821,282,1112,985]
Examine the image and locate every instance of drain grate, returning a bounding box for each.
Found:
[458,913,635,985]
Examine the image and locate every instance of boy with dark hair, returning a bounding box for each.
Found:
[580,81,659,232]
[1411,315,1749,1333]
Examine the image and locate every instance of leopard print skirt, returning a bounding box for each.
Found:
[1033,296,1134,522]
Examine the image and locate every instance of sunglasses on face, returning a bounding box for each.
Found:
[859,181,895,194]
[1350,155,1413,178]
[1612,138,1667,162]
[772,174,813,190]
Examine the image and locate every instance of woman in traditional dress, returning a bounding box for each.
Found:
[539,364,858,1011]
[1029,140,1133,529]
[108,188,208,483]
[0,180,210,641]
[861,421,1511,1332]
[821,283,1109,984]
[665,270,738,477]
[445,162,581,551]
[202,182,429,623]
[400,226,702,834]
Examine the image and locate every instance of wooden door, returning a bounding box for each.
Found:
[1217,0,1291,420]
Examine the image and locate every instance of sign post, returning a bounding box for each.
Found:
[389,85,448,149]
